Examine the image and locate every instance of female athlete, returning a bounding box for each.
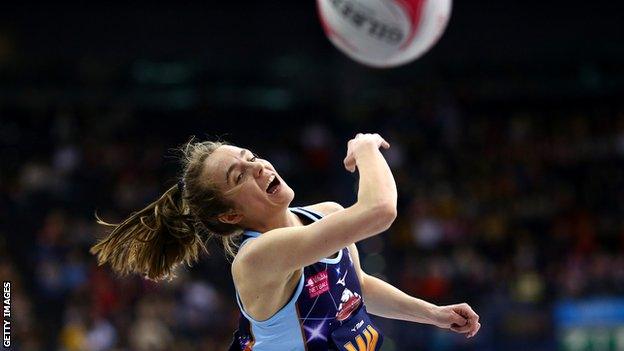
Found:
[91,133,481,350]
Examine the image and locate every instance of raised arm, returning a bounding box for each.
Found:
[235,133,397,279]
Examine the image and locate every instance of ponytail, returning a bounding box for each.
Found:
[90,184,206,281]
[91,139,247,281]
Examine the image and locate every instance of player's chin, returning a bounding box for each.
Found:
[266,183,294,204]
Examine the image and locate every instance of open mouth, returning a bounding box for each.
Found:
[265,174,281,195]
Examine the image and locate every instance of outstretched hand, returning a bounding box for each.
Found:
[431,303,481,338]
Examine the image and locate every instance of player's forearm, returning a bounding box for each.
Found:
[362,273,438,324]
[354,145,397,210]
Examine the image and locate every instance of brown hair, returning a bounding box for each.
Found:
[90,139,243,281]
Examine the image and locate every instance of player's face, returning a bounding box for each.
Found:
[206,145,295,223]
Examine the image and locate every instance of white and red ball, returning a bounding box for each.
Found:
[317,0,452,68]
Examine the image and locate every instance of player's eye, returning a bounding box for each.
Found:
[236,154,258,184]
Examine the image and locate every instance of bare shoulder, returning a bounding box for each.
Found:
[305,201,345,216]
[230,244,250,286]
[231,240,291,294]
[231,238,275,285]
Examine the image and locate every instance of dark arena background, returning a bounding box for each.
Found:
[1,1,624,350]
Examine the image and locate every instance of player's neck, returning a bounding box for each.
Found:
[254,210,303,233]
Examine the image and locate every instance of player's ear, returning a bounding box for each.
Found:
[218,210,243,225]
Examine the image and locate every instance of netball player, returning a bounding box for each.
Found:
[91,133,480,350]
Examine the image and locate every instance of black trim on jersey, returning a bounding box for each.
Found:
[292,206,322,221]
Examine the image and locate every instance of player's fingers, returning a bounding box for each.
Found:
[343,160,354,172]
[450,324,471,334]
[457,303,479,323]
[449,311,467,327]
[372,134,389,149]
[468,322,481,338]
[464,303,477,315]
[343,155,356,172]
[468,310,479,325]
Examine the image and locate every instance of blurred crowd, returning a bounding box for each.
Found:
[2,90,624,351]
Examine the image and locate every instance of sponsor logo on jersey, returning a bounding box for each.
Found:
[337,271,348,286]
[351,319,365,332]
[343,325,380,351]
[336,288,362,322]
[306,270,330,298]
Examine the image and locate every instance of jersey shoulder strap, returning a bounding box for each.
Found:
[290,206,324,221]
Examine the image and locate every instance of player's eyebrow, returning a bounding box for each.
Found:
[225,149,248,184]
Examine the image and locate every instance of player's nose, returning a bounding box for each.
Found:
[251,161,263,178]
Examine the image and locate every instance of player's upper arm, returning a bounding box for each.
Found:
[311,203,367,290]
[307,201,345,214]
[312,203,367,290]
[235,201,392,282]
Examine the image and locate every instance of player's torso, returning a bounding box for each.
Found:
[231,207,383,351]
[295,245,374,350]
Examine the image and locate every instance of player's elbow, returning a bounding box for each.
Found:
[351,201,397,237]
[367,202,397,232]
[378,204,397,230]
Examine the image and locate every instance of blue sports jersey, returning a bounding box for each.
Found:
[228,207,384,351]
